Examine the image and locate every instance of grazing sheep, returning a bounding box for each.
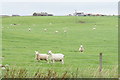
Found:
[28,27,31,31]
[79,45,84,52]
[35,51,49,63]
[48,50,64,64]
[55,31,58,33]
[92,27,96,30]
[44,28,47,32]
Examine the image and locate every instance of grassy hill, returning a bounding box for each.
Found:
[2,16,118,78]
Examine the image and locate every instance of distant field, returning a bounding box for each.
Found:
[2,16,118,78]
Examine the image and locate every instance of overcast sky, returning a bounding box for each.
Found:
[1,0,119,2]
[1,0,119,16]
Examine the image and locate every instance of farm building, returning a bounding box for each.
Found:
[73,11,106,16]
[12,15,20,16]
[74,12,85,16]
[33,12,53,16]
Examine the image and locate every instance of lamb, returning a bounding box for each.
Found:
[79,45,84,52]
[35,51,49,63]
[48,50,64,64]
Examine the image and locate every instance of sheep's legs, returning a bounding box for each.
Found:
[61,60,64,64]
[47,60,49,64]
[37,60,40,62]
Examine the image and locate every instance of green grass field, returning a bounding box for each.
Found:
[2,16,118,78]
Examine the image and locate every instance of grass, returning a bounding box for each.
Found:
[2,16,118,78]
[1,66,118,78]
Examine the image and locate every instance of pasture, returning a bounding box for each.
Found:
[2,16,118,78]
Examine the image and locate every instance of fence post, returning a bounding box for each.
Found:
[99,53,102,72]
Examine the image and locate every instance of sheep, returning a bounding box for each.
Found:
[35,51,49,63]
[44,28,47,32]
[92,28,96,30]
[64,30,67,33]
[79,45,84,52]
[55,31,58,33]
[48,50,64,64]
[28,27,31,31]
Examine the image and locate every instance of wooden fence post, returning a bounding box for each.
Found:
[99,53,102,72]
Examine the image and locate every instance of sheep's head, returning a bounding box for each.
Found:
[35,51,39,54]
[48,50,52,55]
[80,45,83,48]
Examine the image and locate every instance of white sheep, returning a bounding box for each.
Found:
[92,28,96,30]
[35,51,49,63]
[48,50,64,64]
[28,27,31,31]
[44,28,47,32]
[79,45,84,52]
[55,31,58,33]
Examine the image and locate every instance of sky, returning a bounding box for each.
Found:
[0,0,119,16]
[1,0,119,2]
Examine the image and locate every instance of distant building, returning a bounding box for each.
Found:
[33,12,53,16]
[72,11,107,16]
[74,12,85,16]
[12,15,20,16]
